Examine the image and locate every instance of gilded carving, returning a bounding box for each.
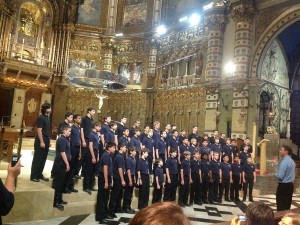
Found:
[230,1,255,22]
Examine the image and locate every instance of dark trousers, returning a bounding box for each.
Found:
[123,174,135,210]
[30,138,50,180]
[219,177,230,200]
[109,176,123,215]
[83,150,97,189]
[179,176,190,205]
[52,161,66,204]
[209,173,219,202]
[243,175,254,200]
[230,175,240,201]
[96,174,111,221]
[159,154,166,173]
[163,174,178,201]
[138,174,149,210]
[152,181,163,204]
[276,182,294,211]
[190,172,201,204]
[148,153,154,173]
[202,174,210,201]
[76,143,88,176]
[65,145,80,190]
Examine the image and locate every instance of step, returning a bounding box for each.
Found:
[53,201,95,218]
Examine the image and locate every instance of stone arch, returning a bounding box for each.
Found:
[250,3,300,79]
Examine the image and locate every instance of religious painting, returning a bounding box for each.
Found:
[118,62,143,85]
[123,0,147,27]
[77,0,101,26]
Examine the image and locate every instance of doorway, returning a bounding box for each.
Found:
[0,88,14,126]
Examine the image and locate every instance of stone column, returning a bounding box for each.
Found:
[204,3,226,132]
[102,39,113,72]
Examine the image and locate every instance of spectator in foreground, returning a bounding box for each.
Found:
[129,201,191,225]
[279,213,300,225]
[0,160,21,224]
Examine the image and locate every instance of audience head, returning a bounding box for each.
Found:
[245,202,274,225]
[279,213,300,225]
[128,202,191,225]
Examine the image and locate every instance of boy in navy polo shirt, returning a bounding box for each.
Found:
[179,137,189,164]
[188,138,197,155]
[200,140,212,161]
[118,128,130,149]
[211,137,222,161]
[219,155,232,202]
[152,158,164,204]
[242,157,256,202]
[83,121,101,194]
[167,130,179,157]
[100,115,111,148]
[190,150,201,206]
[163,148,178,201]
[222,139,234,163]
[108,143,127,218]
[142,129,155,174]
[130,128,142,160]
[123,147,136,213]
[155,131,167,170]
[52,125,71,210]
[96,142,116,223]
[209,152,221,203]
[137,148,150,210]
[240,145,251,166]
[230,155,242,202]
[200,153,210,204]
[179,151,192,207]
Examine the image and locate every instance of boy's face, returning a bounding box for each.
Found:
[204,136,208,140]
[109,146,116,154]
[66,115,73,123]
[213,130,218,136]
[131,150,137,157]
[247,157,252,163]
[143,152,149,158]
[64,128,71,137]
[136,131,141,137]
[181,130,186,136]
[232,141,237,146]
[221,133,225,138]
[245,139,250,144]
[90,110,96,117]
[183,139,189,145]
[155,123,160,130]
[234,157,239,163]
[166,124,171,131]
[194,152,200,160]
[203,154,208,160]
[244,146,249,152]
[159,160,163,166]
[162,131,167,138]
[203,141,208,147]
[124,129,129,137]
[121,146,127,154]
[215,138,219,144]
[144,126,150,133]
[74,116,82,124]
[226,140,231,145]
[186,154,191,160]
[112,124,117,130]
[95,125,101,132]
[191,140,197,146]
[173,131,178,138]
[106,116,111,123]
[148,130,153,137]
[171,151,177,157]
[214,153,219,160]
[223,156,229,162]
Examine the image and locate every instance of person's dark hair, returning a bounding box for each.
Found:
[64,112,73,119]
[103,115,111,121]
[172,130,178,134]
[73,114,81,120]
[141,148,149,154]
[87,107,95,113]
[119,143,127,149]
[123,128,129,133]
[106,142,116,150]
[129,202,191,225]
[109,121,116,128]
[61,124,70,132]
[41,103,51,114]
[155,158,163,165]
[282,145,292,155]
[134,128,141,132]
[144,125,150,129]
[245,202,274,225]
[92,121,101,129]
[193,150,200,155]
[201,152,208,159]
[170,148,177,154]
[128,146,136,153]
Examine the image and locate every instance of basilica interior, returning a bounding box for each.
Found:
[1,0,300,224]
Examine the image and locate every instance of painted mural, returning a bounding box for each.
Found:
[123,0,147,27]
[118,62,143,85]
[77,0,101,26]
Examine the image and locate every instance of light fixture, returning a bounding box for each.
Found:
[179,16,188,22]
[156,25,167,36]
[224,62,236,75]
[115,33,123,37]
[189,13,201,27]
[203,2,213,10]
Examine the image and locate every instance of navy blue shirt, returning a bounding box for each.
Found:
[200,146,211,156]
[153,129,160,143]
[181,160,191,177]
[240,152,251,165]
[118,136,129,147]
[243,163,255,176]
[113,152,125,177]
[99,151,112,176]
[188,145,196,155]
[81,115,93,139]
[232,162,242,176]
[106,129,116,143]
[89,131,99,151]
[166,157,178,175]
[70,124,81,146]
[154,166,164,183]
[232,146,239,157]
[130,136,141,153]
[138,158,149,175]
[180,144,189,160]
[200,159,210,175]
[100,124,110,142]
[143,136,155,153]
[210,160,221,174]
[240,144,253,153]
[156,138,166,155]
[222,145,233,161]
[190,158,200,173]
[36,114,51,139]
[167,137,179,149]
[211,143,221,154]
[140,133,148,143]
[126,156,136,175]
[55,136,71,162]
[221,162,231,178]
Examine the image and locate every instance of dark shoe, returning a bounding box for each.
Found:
[225,198,231,202]
[30,178,40,182]
[40,175,49,182]
[242,198,246,202]
[186,203,193,207]
[107,214,117,219]
[71,188,78,193]
[60,200,68,204]
[218,200,222,203]
[235,198,241,202]
[249,199,254,202]
[123,208,135,214]
[99,218,110,224]
[91,187,98,191]
[53,203,64,210]
[83,189,92,195]
[195,201,203,205]
[203,200,209,204]
[64,189,72,194]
